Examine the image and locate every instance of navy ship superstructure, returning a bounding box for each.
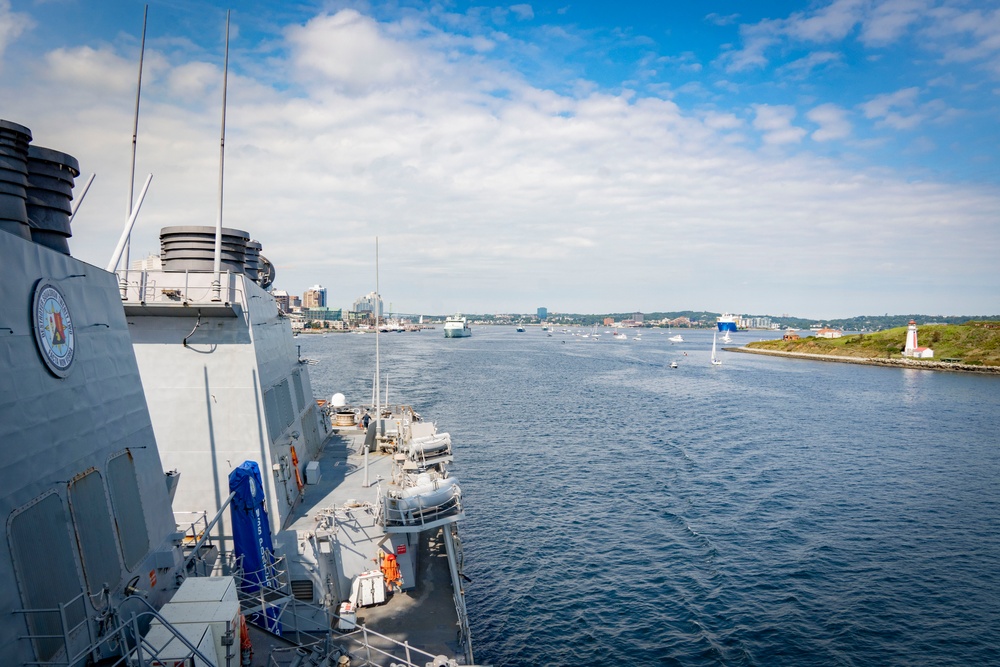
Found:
[2,118,477,666]
[120,231,475,662]
[0,120,219,665]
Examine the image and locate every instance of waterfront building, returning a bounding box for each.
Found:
[816,327,843,338]
[303,284,326,308]
[302,306,342,322]
[271,289,290,312]
[903,320,935,358]
[537,307,548,320]
[353,291,383,318]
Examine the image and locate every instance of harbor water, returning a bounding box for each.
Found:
[300,327,1000,666]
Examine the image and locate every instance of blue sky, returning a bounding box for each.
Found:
[1,0,997,318]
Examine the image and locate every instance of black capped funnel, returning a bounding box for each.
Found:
[0,119,33,240]
[26,146,80,255]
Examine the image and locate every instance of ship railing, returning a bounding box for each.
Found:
[176,491,236,576]
[379,487,465,534]
[116,268,251,323]
[230,551,480,667]
[13,590,92,666]
[405,442,454,469]
[13,591,216,667]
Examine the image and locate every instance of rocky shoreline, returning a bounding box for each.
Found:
[727,347,1000,375]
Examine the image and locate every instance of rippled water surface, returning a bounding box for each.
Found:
[301,327,1000,666]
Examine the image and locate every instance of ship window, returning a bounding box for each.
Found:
[290,579,314,601]
[68,470,123,595]
[292,370,305,414]
[8,492,85,661]
[107,451,150,571]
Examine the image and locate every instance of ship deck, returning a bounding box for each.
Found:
[262,425,464,665]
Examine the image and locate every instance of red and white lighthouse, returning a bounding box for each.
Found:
[905,320,919,354]
[903,320,934,358]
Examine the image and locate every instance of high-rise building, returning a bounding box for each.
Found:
[353,291,383,317]
[537,307,548,320]
[303,284,326,308]
[271,289,289,312]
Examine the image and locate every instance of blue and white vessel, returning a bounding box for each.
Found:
[717,313,739,332]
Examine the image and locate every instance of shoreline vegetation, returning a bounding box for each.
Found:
[738,321,1000,373]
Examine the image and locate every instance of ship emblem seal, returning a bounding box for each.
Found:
[32,280,76,377]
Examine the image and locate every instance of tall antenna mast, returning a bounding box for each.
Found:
[212,9,231,302]
[120,4,148,299]
[375,236,381,413]
[366,237,380,488]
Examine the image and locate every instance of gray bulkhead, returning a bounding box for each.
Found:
[127,269,326,556]
[0,232,181,664]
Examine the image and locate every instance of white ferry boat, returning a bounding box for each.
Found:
[444,314,472,337]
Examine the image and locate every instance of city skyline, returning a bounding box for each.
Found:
[1,0,997,319]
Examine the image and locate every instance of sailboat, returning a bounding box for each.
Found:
[711,332,723,366]
[721,330,733,344]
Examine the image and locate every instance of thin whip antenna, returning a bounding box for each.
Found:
[212,9,231,302]
[120,4,147,298]
[69,173,96,222]
[365,236,380,489]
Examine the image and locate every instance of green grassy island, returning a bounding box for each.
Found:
[743,321,1000,369]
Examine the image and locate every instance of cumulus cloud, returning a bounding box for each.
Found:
[861,0,932,46]
[42,46,137,93]
[167,61,222,100]
[860,87,926,129]
[807,103,852,140]
[752,104,807,144]
[510,4,535,21]
[720,0,999,75]
[2,3,995,317]
[286,10,419,91]
[777,50,843,77]
[0,0,32,64]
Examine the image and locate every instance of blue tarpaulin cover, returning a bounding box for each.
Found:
[229,461,282,635]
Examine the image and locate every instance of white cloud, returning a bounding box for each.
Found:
[861,0,932,46]
[1,4,995,317]
[752,104,807,144]
[286,10,419,91]
[42,46,136,93]
[785,0,866,42]
[860,87,930,129]
[510,5,535,21]
[720,0,998,76]
[167,62,221,100]
[807,103,852,140]
[777,51,843,78]
[0,0,32,65]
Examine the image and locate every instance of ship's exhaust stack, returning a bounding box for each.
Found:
[0,120,34,242]
[160,225,249,273]
[26,146,81,254]
[159,225,276,289]
[0,119,81,255]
